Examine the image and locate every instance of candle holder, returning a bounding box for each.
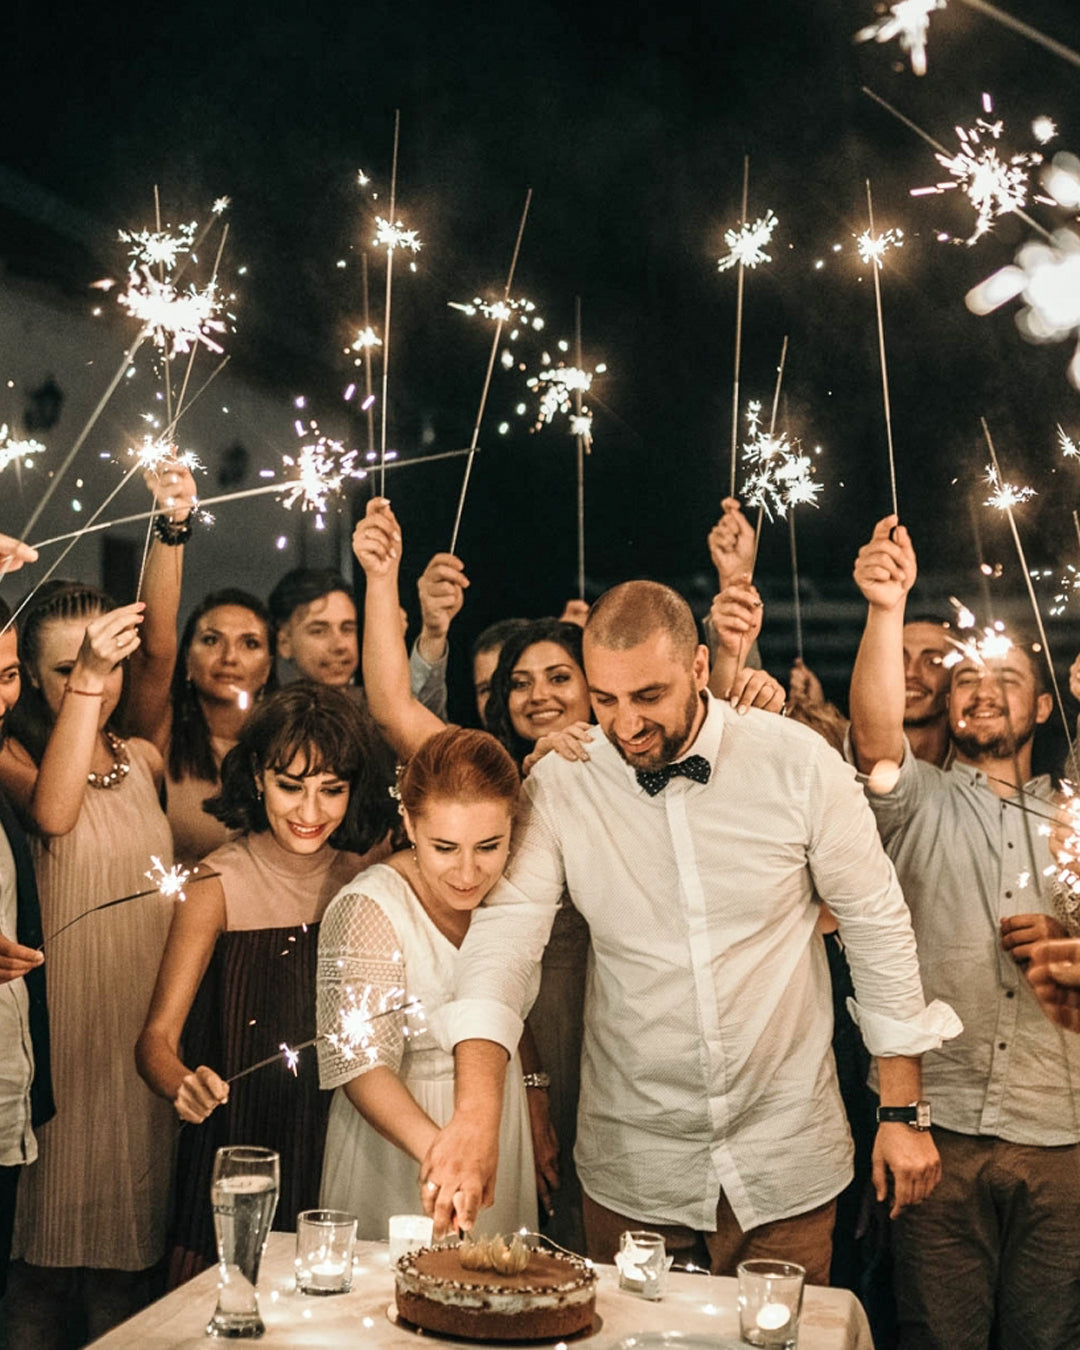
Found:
[295,1209,356,1296]
[736,1259,805,1348]
[615,1231,673,1300]
[388,1213,435,1265]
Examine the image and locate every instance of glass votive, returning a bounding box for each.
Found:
[737,1259,805,1348]
[295,1209,356,1296]
[388,1213,435,1264]
[615,1230,672,1300]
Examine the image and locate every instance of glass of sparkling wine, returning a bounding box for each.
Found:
[206,1146,280,1339]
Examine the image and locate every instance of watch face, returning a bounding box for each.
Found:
[915,1100,932,1129]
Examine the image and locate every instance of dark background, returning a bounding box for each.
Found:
[3,0,1080,715]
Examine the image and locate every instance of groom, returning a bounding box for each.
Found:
[422,580,956,1279]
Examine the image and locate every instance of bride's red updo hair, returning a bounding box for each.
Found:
[399,727,520,818]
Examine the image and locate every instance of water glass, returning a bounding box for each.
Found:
[295,1209,357,1294]
[388,1213,434,1264]
[615,1230,672,1300]
[206,1146,280,1339]
[737,1259,805,1348]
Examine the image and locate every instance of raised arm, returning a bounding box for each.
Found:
[354,498,446,759]
[135,871,229,1122]
[409,551,469,719]
[708,497,755,591]
[0,603,145,833]
[124,458,197,749]
[849,515,916,774]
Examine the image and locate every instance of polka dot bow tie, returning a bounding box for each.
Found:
[635,754,711,796]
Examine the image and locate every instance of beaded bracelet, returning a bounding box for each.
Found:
[152,512,193,546]
[64,683,104,697]
[522,1072,551,1091]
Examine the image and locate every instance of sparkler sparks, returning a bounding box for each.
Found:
[373,217,422,253]
[0,425,46,473]
[941,601,1012,668]
[527,361,594,435]
[1059,425,1080,460]
[967,227,1080,384]
[119,268,229,357]
[1043,783,1080,901]
[717,210,779,272]
[118,221,197,271]
[857,226,904,267]
[280,430,365,523]
[739,400,822,523]
[127,433,203,476]
[855,0,946,77]
[145,856,192,902]
[984,463,1036,510]
[448,296,544,335]
[913,103,1042,245]
[1032,117,1058,146]
[350,326,382,351]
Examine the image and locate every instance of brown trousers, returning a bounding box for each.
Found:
[892,1127,1080,1350]
[582,1189,836,1286]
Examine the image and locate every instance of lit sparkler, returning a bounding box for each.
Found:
[863,181,900,517]
[855,0,945,77]
[41,862,216,946]
[146,856,193,902]
[118,268,229,358]
[350,325,382,352]
[966,227,1080,385]
[913,101,1041,245]
[118,221,197,271]
[527,361,593,432]
[716,210,779,272]
[739,399,821,523]
[984,462,1036,510]
[280,432,365,524]
[1032,117,1058,146]
[0,425,46,474]
[857,225,904,267]
[941,602,1013,668]
[127,433,203,476]
[1060,424,1080,459]
[373,217,422,253]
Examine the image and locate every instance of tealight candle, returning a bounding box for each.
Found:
[755,1302,791,1331]
[296,1209,356,1296]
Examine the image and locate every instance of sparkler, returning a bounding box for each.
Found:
[574,297,588,601]
[981,418,1071,746]
[1032,117,1058,147]
[225,994,424,1085]
[863,181,900,518]
[356,253,379,461]
[966,227,1080,387]
[0,426,46,474]
[716,209,779,273]
[375,109,418,497]
[983,462,1036,510]
[448,189,533,555]
[855,0,945,76]
[41,862,213,947]
[280,427,366,529]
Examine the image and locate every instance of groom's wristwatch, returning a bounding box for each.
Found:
[876,1100,932,1130]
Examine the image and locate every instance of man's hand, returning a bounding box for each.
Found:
[521,722,593,776]
[526,1090,560,1218]
[1001,912,1067,965]
[872,1124,941,1219]
[709,577,763,658]
[726,667,786,716]
[558,599,589,628]
[0,534,38,575]
[417,553,469,662]
[352,497,402,579]
[1028,938,1080,1032]
[853,516,916,613]
[708,498,755,589]
[143,456,198,523]
[0,934,44,983]
[420,1112,500,1236]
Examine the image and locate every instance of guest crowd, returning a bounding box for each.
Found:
[1,462,1079,1350]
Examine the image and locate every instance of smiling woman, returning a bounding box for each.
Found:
[135,682,396,1286]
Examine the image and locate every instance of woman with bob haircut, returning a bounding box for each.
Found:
[317,725,538,1238]
[137,681,395,1283]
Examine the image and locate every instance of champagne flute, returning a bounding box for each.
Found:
[206,1145,280,1339]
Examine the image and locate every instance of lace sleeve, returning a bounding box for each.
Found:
[317,890,409,1090]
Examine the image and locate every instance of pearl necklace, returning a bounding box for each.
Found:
[87,729,131,790]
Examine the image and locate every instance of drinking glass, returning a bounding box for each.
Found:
[737,1259,805,1348]
[206,1145,280,1338]
[295,1209,356,1294]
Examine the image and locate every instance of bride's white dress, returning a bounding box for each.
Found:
[316,863,538,1239]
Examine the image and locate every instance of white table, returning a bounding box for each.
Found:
[89,1235,873,1349]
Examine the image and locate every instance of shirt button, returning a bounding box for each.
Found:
[1006,990,1015,999]
[998,1041,1007,1050]
[1005,891,1012,899]
[1007,841,1014,849]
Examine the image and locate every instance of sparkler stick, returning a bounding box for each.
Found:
[379,109,401,498]
[448,188,533,554]
[730,156,749,498]
[789,510,804,662]
[750,333,790,569]
[955,0,1080,71]
[40,864,217,948]
[361,252,376,461]
[865,180,899,519]
[981,417,1072,746]
[225,997,422,1085]
[861,88,1051,242]
[28,447,481,551]
[1074,510,1080,556]
[574,295,587,601]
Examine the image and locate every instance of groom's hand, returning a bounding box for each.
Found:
[419,1039,509,1235]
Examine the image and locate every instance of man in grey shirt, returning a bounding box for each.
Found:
[849,515,1080,1350]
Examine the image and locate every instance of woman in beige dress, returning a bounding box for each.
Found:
[0,583,175,1347]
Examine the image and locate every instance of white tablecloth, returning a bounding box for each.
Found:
[89,1235,874,1349]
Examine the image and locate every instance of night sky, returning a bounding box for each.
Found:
[4,0,1080,703]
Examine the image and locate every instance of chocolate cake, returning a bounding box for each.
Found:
[394,1239,597,1341]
